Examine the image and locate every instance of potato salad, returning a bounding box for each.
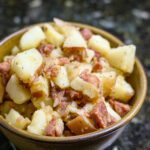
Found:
[0,19,136,136]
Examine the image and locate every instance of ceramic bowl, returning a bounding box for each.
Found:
[0,22,147,150]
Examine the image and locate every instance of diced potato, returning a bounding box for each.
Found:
[88,35,110,57]
[110,75,134,102]
[0,76,4,103]
[6,109,30,129]
[43,24,64,46]
[54,18,78,37]
[66,62,92,81]
[6,75,31,104]
[31,76,49,97]
[107,45,136,73]
[105,102,121,121]
[63,30,87,48]
[95,71,116,96]
[53,66,70,89]
[31,97,53,109]
[27,109,48,135]
[50,48,63,58]
[67,116,96,135]
[84,49,95,63]
[11,46,20,55]
[20,26,46,50]
[11,49,43,83]
[70,77,99,99]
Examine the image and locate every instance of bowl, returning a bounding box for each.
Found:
[0,22,147,150]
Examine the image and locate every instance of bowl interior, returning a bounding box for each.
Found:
[0,22,147,142]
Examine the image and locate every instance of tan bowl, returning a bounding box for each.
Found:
[0,22,147,150]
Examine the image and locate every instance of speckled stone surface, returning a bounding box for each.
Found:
[0,0,149,150]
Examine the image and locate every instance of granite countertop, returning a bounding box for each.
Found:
[0,0,150,149]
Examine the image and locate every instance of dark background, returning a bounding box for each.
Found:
[0,0,150,149]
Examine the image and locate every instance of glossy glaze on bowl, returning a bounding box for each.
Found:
[0,22,147,150]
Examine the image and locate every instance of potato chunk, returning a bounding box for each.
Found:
[0,76,4,103]
[27,109,47,135]
[105,102,121,121]
[6,75,31,104]
[6,109,30,129]
[107,45,136,73]
[63,30,87,48]
[11,46,20,55]
[70,76,99,99]
[67,116,96,135]
[31,97,53,109]
[66,62,92,81]
[110,75,134,102]
[31,76,49,97]
[43,24,64,46]
[54,18,78,37]
[95,71,116,97]
[88,35,110,57]
[53,66,70,89]
[50,48,63,58]
[20,26,46,50]
[11,49,43,83]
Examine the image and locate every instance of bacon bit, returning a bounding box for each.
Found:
[58,57,70,66]
[92,60,103,72]
[79,69,100,88]
[63,47,87,62]
[80,28,93,40]
[90,101,110,128]
[45,65,59,78]
[51,87,66,107]
[39,44,54,56]
[109,99,131,117]
[0,61,11,85]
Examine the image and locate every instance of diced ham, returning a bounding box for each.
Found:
[65,89,82,99]
[80,28,93,40]
[90,100,111,128]
[92,60,103,72]
[0,61,10,73]
[57,101,69,118]
[79,69,100,88]
[58,57,70,66]
[109,99,131,117]
[45,118,64,137]
[0,61,11,85]
[39,44,54,56]
[45,65,59,78]
[91,49,101,60]
[51,87,66,107]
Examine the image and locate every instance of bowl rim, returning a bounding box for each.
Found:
[0,22,147,143]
